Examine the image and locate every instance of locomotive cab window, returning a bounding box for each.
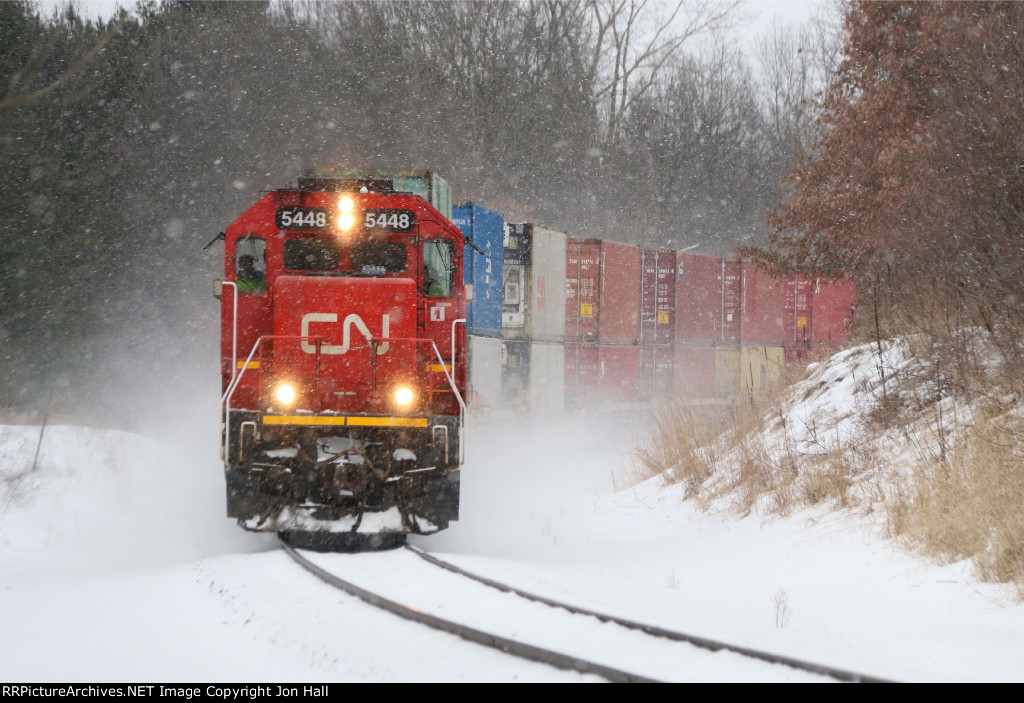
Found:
[284,238,339,271]
[234,237,266,293]
[352,240,407,274]
[423,238,454,297]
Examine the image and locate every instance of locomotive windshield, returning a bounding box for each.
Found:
[352,240,407,273]
[283,239,339,271]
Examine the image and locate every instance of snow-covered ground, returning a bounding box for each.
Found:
[2,379,1024,682]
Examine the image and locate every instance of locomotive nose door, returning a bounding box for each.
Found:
[273,275,417,413]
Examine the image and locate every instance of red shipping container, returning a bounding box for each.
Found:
[785,277,856,349]
[638,344,674,402]
[674,253,742,346]
[599,344,639,404]
[739,261,786,345]
[599,242,641,343]
[785,277,815,346]
[565,240,601,343]
[811,279,856,344]
[785,344,826,366]
[564,343,599,410]
[673,345,717,399]
[640,250,676,345]
[566,239,641,344]
[565,343,640,406]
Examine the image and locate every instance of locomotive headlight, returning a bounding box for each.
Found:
[394,387,415,407]
[337,196,356,231]
[275,383,297,406]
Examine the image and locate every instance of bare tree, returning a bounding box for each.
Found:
[618,39,774,250]
[755,12,841,158]
[583,0,741,145]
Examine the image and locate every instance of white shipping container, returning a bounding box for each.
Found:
[468,335,504,413]
[531,226,567,342]
[502,224,566,343]
[527,341,565,415]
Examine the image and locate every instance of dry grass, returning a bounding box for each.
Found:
[632,382,821,515]
[885,406,1024,594]
[630,401,729,500]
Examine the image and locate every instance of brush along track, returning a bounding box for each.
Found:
[281,537,891,682]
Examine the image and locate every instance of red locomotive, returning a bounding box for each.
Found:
[219,177,467,549]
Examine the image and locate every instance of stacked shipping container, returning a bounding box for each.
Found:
[558,240,856,408]
[452,202,505,411]
[729,261,787,399]
[501,223,568,414]
[499,226,854,411]
[564,239,642,343]
[784,277,858,365]
[564,238,642,408]
[669,253,731,400]
[564,248,853,407]
[637,250,676,403]
[453,202,504,337]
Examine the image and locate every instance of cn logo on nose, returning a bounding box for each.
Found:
[300,313,390,355]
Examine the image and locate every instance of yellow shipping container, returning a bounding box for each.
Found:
[739,345,785,397]
[713,346,785,400]
[715,347,740,398]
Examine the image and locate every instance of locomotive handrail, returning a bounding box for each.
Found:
[222,334,321,405]
[222,334,466,410]
[368,334,467,466]
[367,335,467,416]
[446,328,467,465]
[224,280,238,390]
[451,319,465,390]
[221,334,321,463]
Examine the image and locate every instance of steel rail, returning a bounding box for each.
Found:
[279,537,657,683]
[404,544,895,684]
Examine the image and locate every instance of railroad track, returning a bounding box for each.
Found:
[280,537,893,683]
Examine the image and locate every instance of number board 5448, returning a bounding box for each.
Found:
[276,207,330,230]
[363,209,415,233]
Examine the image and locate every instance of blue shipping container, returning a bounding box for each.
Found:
[452,202,504,337]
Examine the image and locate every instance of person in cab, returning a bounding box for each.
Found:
[423,265,444,296]
[236,254,265,293]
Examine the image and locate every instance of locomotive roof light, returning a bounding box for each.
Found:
[337,195,356,232]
